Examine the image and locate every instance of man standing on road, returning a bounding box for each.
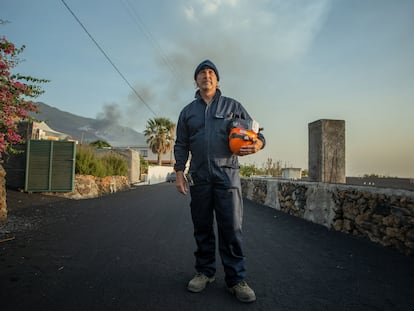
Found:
[174,60,265,303]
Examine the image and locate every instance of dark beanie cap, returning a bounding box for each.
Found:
[194,59,220,81]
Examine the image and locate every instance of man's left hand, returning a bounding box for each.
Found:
[239,138,263,156]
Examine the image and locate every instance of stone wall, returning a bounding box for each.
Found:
[45,174,130,200]
[0,164,7,223]
[242,178,414,256]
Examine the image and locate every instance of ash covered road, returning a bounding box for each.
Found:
[1,183,414,311]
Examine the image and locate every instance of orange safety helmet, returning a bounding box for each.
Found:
[228,127,257,156]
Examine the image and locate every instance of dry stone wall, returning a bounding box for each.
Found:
[241,178,414,256]
[45,174,130,199]
[0,164,7,223]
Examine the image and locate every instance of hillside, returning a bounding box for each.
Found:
[31,102,146,147]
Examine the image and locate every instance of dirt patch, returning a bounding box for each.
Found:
[0,188,70,241]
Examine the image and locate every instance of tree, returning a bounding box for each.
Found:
[89,140,111,149]
[143,117,175,165]
[0,37,48,156]
[0,36,48,222]
[262,157,282,177]
[139,154,149,175]
[240,164,263,177]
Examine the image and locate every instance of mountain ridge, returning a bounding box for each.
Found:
[31,102,146,147]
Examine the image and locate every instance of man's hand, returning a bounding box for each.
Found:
[239,138,263,156]
[175,171,188,195]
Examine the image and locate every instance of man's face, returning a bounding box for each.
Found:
[196,68,218,91]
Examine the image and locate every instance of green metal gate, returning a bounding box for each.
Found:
[25,140,76,192]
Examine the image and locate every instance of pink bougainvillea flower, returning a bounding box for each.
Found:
[0,37,46,156]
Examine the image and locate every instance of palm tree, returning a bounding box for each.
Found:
[143,117,176,165]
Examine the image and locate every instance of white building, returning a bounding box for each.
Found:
[282,168,302,180]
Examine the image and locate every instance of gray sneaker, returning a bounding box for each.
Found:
[228,281,256,303]
[187,273,215,293]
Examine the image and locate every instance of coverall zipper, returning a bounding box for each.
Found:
[205,101,212,176]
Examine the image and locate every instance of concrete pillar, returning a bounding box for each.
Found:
[118,148,140,184]
[308,119,345,183]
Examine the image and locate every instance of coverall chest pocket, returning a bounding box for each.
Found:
[213,114,231,137]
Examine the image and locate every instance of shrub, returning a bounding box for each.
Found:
[239,164,264,177]
[140,154,149,174]
[75,145,127,177]
[102,153,128,176]
[75,145,96,175]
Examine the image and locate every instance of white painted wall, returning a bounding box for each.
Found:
[282,168,302,180]
[147,166,174,185]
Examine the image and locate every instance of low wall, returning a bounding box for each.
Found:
[0,164,7,223]
[241,178,414,256]
[147,166,174,185]
[45,174,130,199]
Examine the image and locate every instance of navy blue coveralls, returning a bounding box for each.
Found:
[174,89,264,287]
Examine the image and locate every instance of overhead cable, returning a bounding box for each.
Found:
[120,0,181,79]
[60,0,157,117]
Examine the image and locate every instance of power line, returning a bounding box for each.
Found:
[119,0,181,80]
[60,0,157,117]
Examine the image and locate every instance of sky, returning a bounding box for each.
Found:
[2,0,414,178]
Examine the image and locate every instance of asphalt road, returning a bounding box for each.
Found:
[1,183,414,311]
